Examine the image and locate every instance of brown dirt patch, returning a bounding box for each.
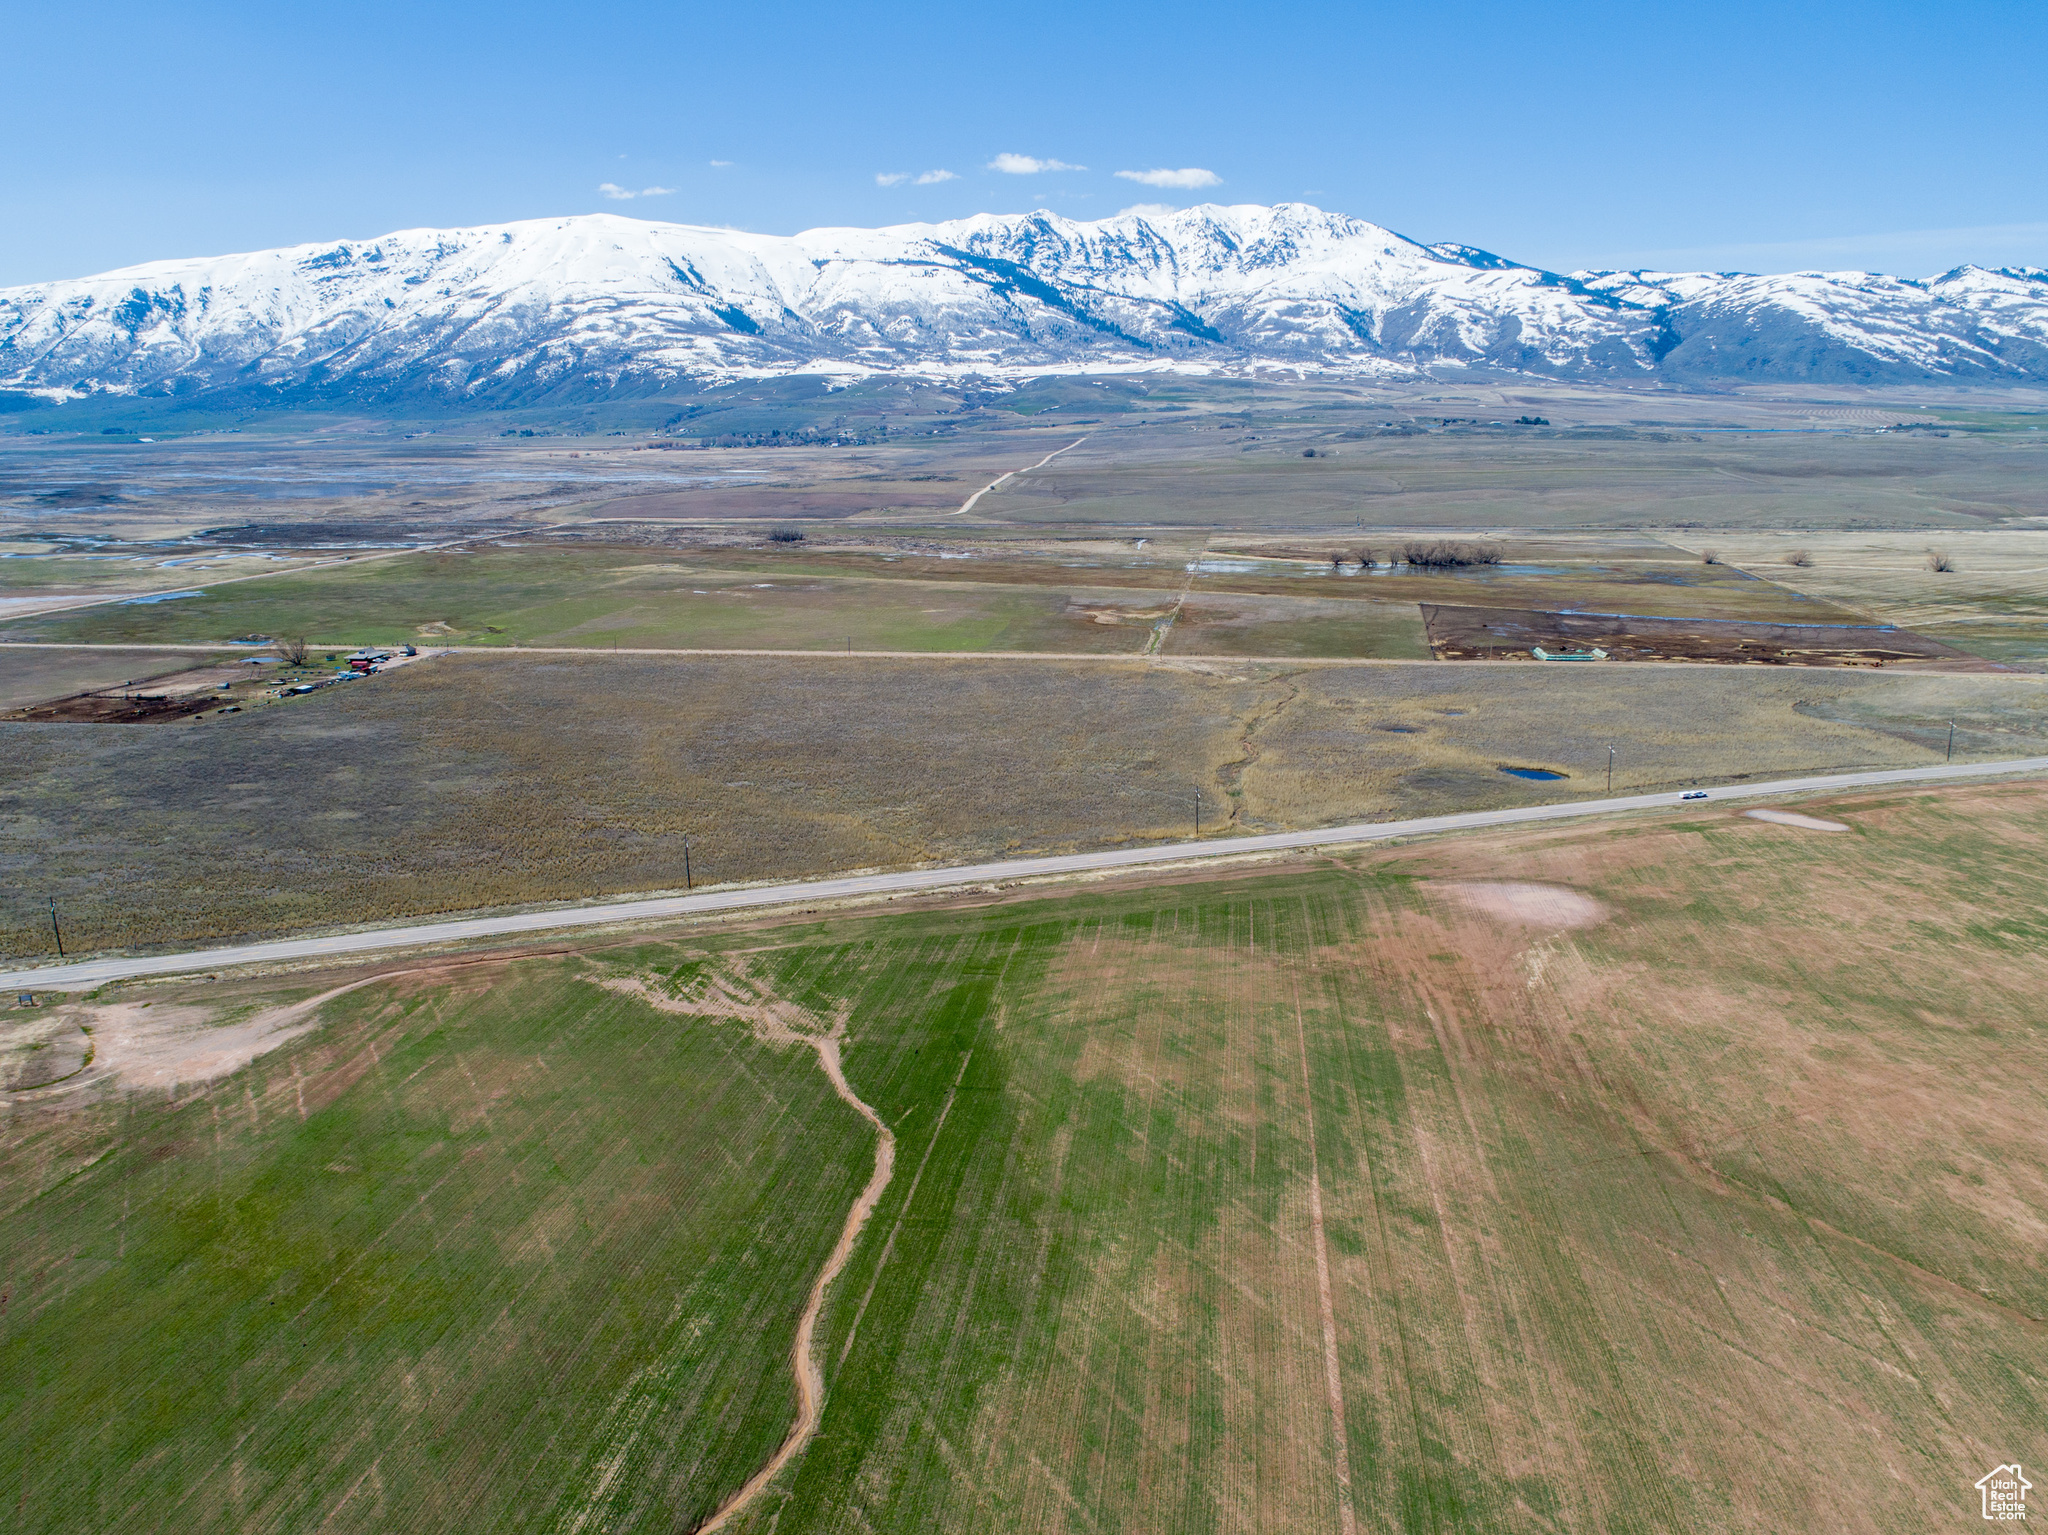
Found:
[1744,808,1851,831]
[591,966,845,1049]
[1435,880,1609,928]
[0,1008,92,1091]
[1421,601,1997,667]
[32,976,385,1096]
[5,690,222,723]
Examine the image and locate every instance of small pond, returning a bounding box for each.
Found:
[1499,765,1567,781]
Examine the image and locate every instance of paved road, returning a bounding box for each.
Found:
[7,755,2046,991]
[8,753,2039,990]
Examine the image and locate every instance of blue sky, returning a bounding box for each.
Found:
[5,0,2043,286]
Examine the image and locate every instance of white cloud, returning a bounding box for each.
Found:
[1115,167,1221,189]
[709,159,732,168]
[914,168,958,185]
[598,183,636,200]
[1117,203,1180,220]
[989,153,1084,175]
[876,172,909,187]
[640,186,675,197]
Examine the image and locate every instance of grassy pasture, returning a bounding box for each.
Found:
[7,780,2047,1530]
[1164,594,1434,659]
[0,551,331,597]
[709,547,1844,627]
[1173,559,1864,624]
[0,545,1170,654]
[0,539,1872,656]
[1666,529,2048,670]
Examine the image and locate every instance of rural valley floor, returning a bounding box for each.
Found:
[2,373,2045,1532]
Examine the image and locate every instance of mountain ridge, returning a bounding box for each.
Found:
[4,203,2045,405]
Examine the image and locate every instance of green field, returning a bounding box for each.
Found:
[11,547,1185,653]
[0,547,1190,655]
[0,540,1878,657]
[6,780,2046,1530]
[1,963,870,1531]
[1164,594,1434,658]
[0,551,331,597]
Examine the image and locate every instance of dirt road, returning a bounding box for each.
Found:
[951,436,1086,515]
[13,640,2031,674]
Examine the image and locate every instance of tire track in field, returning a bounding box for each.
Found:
[837,1048,975,1366]
[1292,980,1360,1535]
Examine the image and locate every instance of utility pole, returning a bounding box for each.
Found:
[48,897,64,959]
[1607,744,1616,795]
[1194,787,1201,837]
[683,837,692,891]
[1947,721,1955,762]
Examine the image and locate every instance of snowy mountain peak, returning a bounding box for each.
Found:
[4,205,2045,405]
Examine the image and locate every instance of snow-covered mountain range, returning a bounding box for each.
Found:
[4,204,2045,404]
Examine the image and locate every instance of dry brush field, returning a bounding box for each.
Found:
[980,418,2048,531]
[4,651,2047,959]
[4,779,2046,1531]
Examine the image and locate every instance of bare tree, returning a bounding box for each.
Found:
[1784,549,1814,568]
[276,635,310,666]
[1926,549,1954,572]
[1701,548,1720,565]
[1402,539,1504,568]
